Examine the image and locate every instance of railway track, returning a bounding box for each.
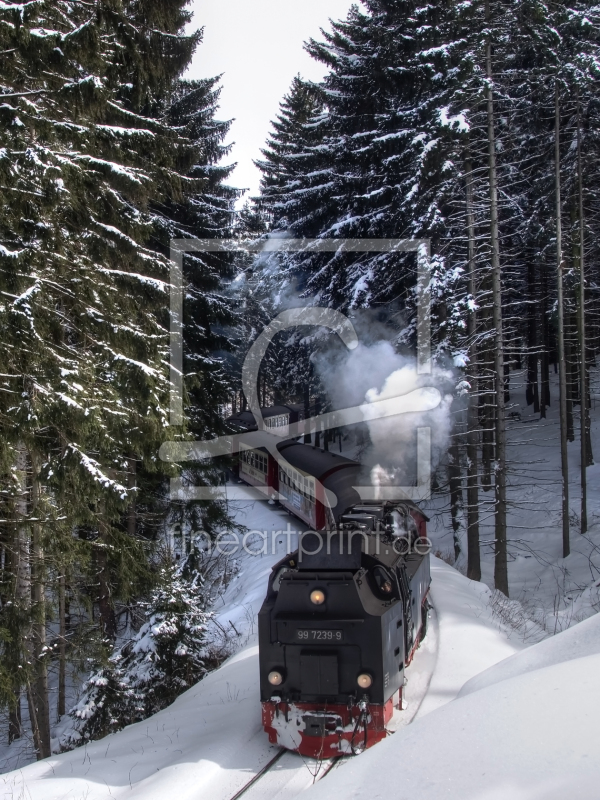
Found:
[229,748,338,800]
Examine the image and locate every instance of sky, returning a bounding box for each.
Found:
[186,1,359,203]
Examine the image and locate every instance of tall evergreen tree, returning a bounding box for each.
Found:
[0,0,237,753]
[253,0,600,596]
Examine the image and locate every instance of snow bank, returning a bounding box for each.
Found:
[0,550,525,800]
[0,489,293,800]
[459,608,600,698]
[0,643,276,800]
[416,558,524,717]
[305,576,600,800]
[306,651,600,800]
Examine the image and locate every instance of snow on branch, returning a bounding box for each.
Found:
[74,155,150,185]
[66,445,129,498]
[439,106,470,132]
[98,266,169,294]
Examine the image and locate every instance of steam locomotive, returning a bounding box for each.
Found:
[229,405,431,758]
[258,501,430,758]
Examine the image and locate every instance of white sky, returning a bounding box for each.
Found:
[185,1,359,203]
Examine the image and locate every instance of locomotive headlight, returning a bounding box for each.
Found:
[357,673,373,689]
[310,589,326,605]
[268,670,284,686]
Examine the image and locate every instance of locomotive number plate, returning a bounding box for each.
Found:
[296,629,343,642]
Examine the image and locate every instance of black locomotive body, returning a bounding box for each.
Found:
[258,500,431,758]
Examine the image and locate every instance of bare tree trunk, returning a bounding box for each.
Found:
[13,445,31,746]
[3,515,22,743]
[303,384,312,444]
[577,99,589,534]
[262,373,267,408]
[29,456,51,759]
[540,264,551,416]
[26,682,42,760]
[97,518,117,641]
[479,266,494,493]
[15,445,50,758]
[8,696,21,744]
[526,261,540,412]
[555,83,570,558]
[465,157,481,580]
[565,295,575,442]
[480,388,494,491]
[14,444,30,616]
[127,457,137,538]
[448,427,463,562]
[58,573,66,719]
[5,515,22,742]
[486,8,509,596]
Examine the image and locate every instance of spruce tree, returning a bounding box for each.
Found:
[65,564,211,745]
[0,0,237,751]
[252,0,600,594]
[255,75,324,232]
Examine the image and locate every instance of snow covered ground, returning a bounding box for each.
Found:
[306,613,600,800]
[428,365,600,635]
[4,417,600,800]
[0,490,528,800]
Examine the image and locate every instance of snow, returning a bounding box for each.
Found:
[2,439,598,799]
[98,267,168,293]
[107,350,162,378]
[29,28,60,38]
[95,125,156,138]
[74,156,148,185]
[427,366,600,632]
[56,392,83,409]
[306,651,600,800]
[1,645,277,800]
[416,559,523,717]
[458,609,600,698]
[0,245,22,259]
[0,488,527,799]
[68,447,129,497]
[439,106,470,131]
[0,490,293,799]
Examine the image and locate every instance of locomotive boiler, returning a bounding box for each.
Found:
[258,500,431,758]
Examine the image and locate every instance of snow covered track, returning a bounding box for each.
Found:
[229,750,335,800]
[228,748,285,800]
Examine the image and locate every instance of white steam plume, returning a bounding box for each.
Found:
[317,341,454,488]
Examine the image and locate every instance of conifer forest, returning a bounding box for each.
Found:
[1,0,600,788]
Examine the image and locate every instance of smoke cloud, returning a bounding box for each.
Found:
[316,341,454,487]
